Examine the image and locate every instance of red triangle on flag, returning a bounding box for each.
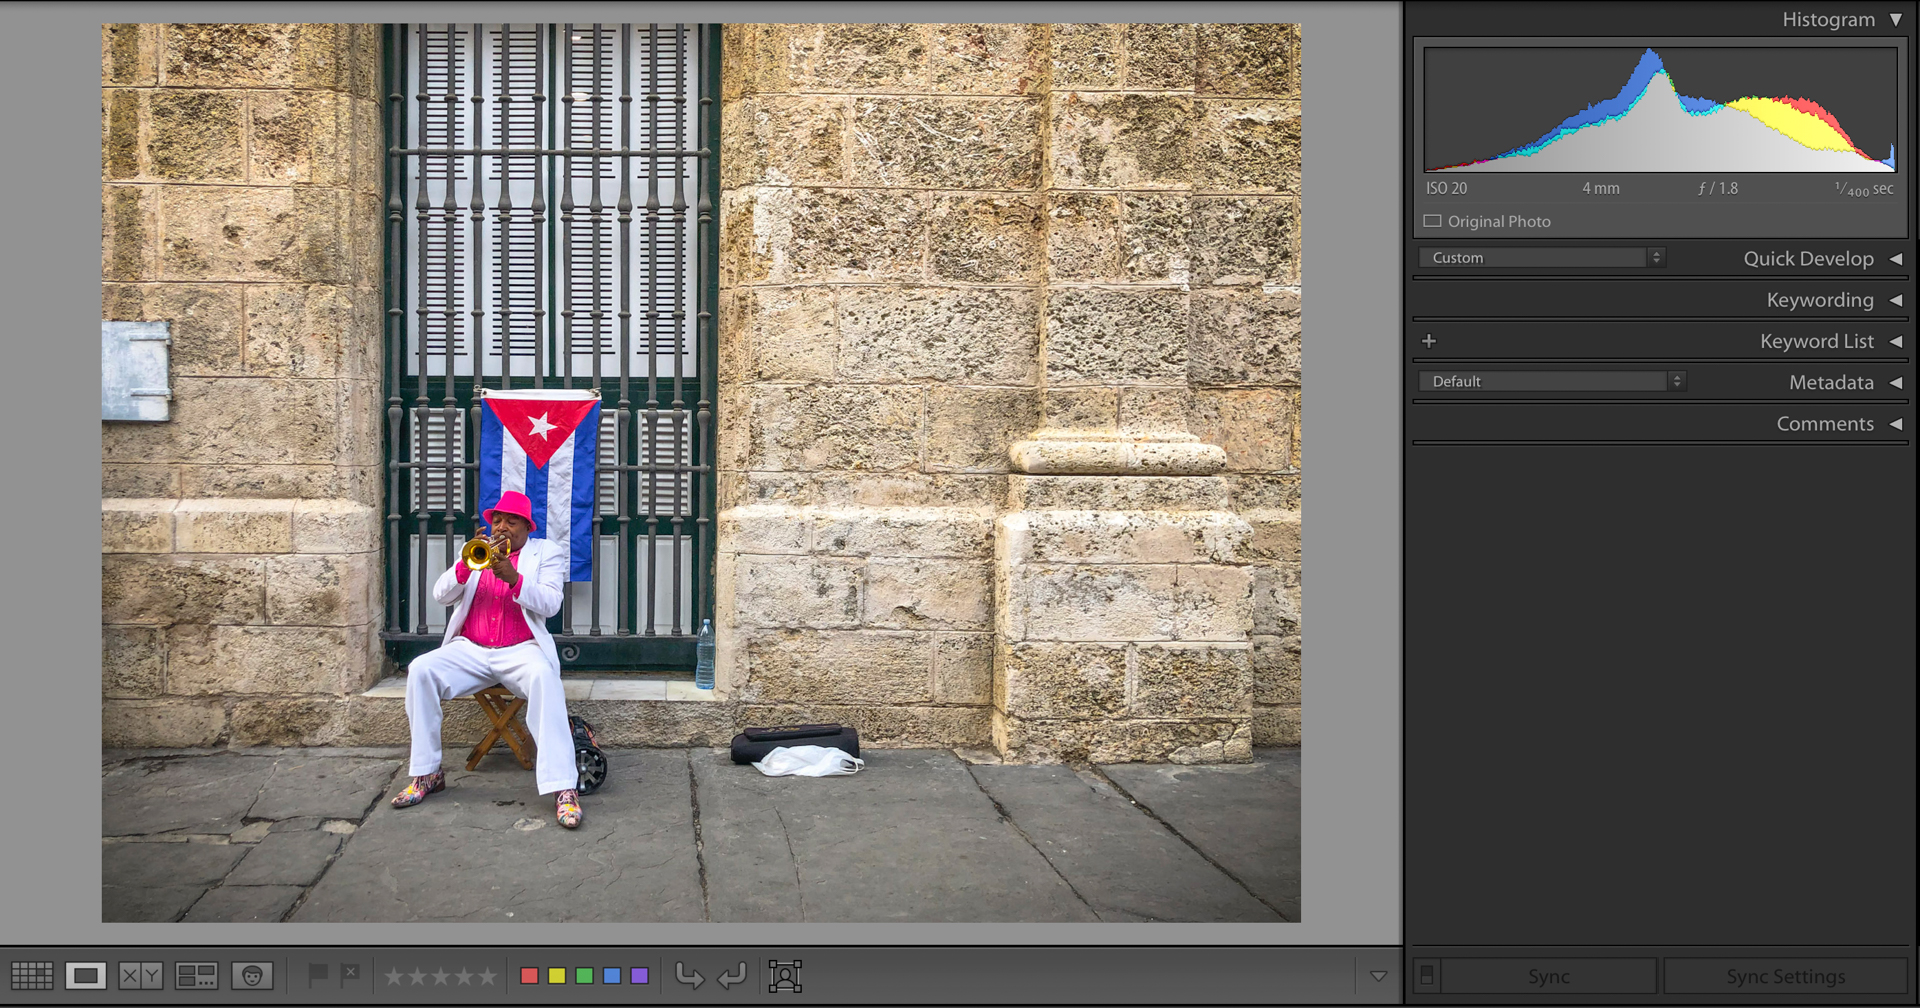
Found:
[484,395,599,469]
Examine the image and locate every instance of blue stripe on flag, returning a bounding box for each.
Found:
[569,402,601,582]
[478,405,503,528]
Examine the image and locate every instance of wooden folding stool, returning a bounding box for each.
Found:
[465,685,536,771]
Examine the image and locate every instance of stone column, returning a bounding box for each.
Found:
[100,25,388,746]
[990,24,1301,762]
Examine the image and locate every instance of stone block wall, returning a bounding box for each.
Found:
[716,24,1302,760]
[101,25,389,746]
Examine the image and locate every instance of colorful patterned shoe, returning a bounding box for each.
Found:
[390,772,445,808]
[555,788,582,829]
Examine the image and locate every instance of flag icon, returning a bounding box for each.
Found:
[477,389,601,582]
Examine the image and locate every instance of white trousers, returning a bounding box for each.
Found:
[405,638,578,794]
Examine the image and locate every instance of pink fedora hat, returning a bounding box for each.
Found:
[483,490,538,533]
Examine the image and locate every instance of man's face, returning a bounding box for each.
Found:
[492,513,531,546]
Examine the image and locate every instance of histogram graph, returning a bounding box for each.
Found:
[1424,47,1899,172]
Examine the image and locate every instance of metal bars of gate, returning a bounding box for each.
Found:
[381,24,718,670]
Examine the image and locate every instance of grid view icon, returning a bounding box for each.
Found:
[11,962,54,990]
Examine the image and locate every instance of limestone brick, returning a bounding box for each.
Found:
[1133,642,1253,717]
[717,504,813,556]
[565,699,741,747]
[180,464,380,507]
[932,632,994,704]
[1190,288,1301,387]
[1244,508,1301,564]
[925,386,1041,473]
[101,378,344,467]
[734,472,1005,511]
[1227,473,1301,511]
[265,554,373,626]
[1011,509,1250,566]
[149,90,245,181]
[810,507,995,558]
[849,96,1041,189]
[103,88,141,180]
[928,192,1044,284]
[1048,91,1193,190]
[159,185,346,284]
[102,554,266,627]
[722,95,850,189]
[837,287,1040,385]
[1197,24,1300,99]
[102,499,176,554]
[1045,288,1189,386]
[229,698,349,746]
[929,23,1044,95]
[103,185,158,281]
[1191,196,1298,287]
[1046,191,1191,285]
[1008,475,1231,512]
[103,699,226,748]
[1251,563,1301,634]
[1041,388,1119,432]
[1251,633,1301,705]
[173,498,295,554]
[750,186,926,284]
[340,693,492,747]
[104,626,166,698]
[291,499,380,554]
[1252,704,1302,746]
[1173,564,1254,641]
[103,24,158,87]
[1048,24,1122,90]
[737,628,933,704]
[1117,387,1195,436]
[161,23,351,92]
[1194,100,1300,194]
[732,554,863,629]
[993,711,1251,764]
[863,557,991,630]
[1189,388,1296,473]
[247,90,351,187]
[766,23,928,92]
[1010,561,1179,642]
[997,640,1127,719]
[103,464,180,499]
[166,624,367,695]
[736,285,838,381]
[1122,24,1198,90]
[102,283,245,377]
[740,703,991,748]
[1008,438,1225,476]
[737,384,922,472]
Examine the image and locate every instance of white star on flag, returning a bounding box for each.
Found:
[526,413,558,439]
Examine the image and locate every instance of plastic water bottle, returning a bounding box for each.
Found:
[694,618,716,689]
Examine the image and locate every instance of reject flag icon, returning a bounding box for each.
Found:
[478,389,601,582]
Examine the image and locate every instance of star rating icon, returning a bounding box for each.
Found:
[526,412,558,439]
[409,968,427,985]
[385,967,403,986]
[432,968,450,985]
[478,967,498,986]
[385,964,495,987]
[455,968,473,985]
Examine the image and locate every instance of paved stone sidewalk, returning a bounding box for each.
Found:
[102,747,1298,924]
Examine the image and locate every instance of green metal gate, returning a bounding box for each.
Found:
[381,24,720,670]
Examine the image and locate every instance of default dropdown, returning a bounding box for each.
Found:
[1418,371,1672,392]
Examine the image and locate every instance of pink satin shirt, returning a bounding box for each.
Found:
[453,550,536,649]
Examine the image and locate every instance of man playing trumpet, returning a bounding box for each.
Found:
[389,491,585,828]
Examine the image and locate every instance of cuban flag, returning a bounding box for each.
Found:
[478,389,601,582]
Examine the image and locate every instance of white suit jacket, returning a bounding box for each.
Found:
[431,536,568,676]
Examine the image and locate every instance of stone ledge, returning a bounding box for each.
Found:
[361,675,724,703]
[100,498,379,555]
[1010,438,1226,476]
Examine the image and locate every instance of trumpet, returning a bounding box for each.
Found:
[460,532,510,572]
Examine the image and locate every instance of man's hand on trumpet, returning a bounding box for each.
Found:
[486,529,519,584]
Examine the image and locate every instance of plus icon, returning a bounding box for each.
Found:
[1421,334,1437,348]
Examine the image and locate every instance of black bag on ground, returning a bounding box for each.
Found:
[729,723,860,764]
[570,715,609,794]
